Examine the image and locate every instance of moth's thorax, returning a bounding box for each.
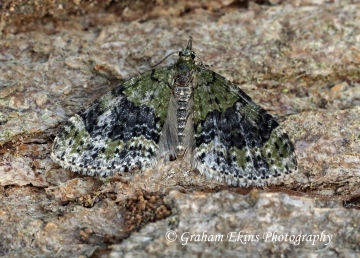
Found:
[176,56,197,70]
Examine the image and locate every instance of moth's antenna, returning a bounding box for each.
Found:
[187,36,204,65]
[151,36,194,67]
[151,51,177,68]
[187,36,192,50]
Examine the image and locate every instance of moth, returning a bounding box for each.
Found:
[51,37,297,186]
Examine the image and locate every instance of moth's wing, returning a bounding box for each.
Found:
[192,69,297,186]
[51,68,174,176]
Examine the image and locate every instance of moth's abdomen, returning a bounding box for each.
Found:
[173,86,192,156]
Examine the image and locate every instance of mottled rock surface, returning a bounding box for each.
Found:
[0,0,359,257]
[111,190,359,258]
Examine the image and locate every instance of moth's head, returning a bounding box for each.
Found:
[179,36,196,61]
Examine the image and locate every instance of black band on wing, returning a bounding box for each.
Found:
[79,85,161,143]
[195,99,279,150]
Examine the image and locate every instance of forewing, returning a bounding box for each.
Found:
[51,68,172,176]
[193,69,297,186]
